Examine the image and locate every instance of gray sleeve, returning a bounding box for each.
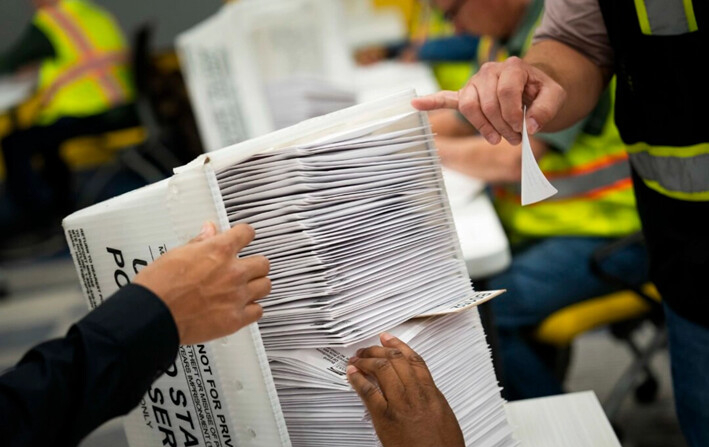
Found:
[535,116,589,153]
[532,0,615,69]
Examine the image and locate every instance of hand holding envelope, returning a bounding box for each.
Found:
[347,333,465,447]
[134,222,271,345]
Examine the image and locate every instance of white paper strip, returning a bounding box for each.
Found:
[521,108,558,205]
[415,289,507,318]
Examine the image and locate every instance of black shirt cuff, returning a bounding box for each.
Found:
[78,283,180,376]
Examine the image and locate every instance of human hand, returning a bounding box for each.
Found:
[134,221,270,345]
[397,45,420,63]
[354,46,388,66]
[413,56,566,146]
[347,333,465,447]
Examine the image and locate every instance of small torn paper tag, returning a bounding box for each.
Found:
[521,107,558,205]
[414,290,507,318]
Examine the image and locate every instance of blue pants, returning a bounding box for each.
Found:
[488,236,650,400]
[631,168,709,446]
[664,303,709,447]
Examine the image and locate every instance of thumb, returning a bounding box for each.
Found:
[190,221,217,243]
[523,72,566,135]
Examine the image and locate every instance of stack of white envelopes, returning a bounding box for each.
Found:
[212,108,518,445]
[268,310,518,447]
[216,111,475,349]
[266,76,357,130]
[63,90,519,446]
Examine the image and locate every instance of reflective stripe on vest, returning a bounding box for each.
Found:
[41,51,127,107]
[41,4,126,107]
[548,155,631,199]
[627,142,709,200]
[493,157,638,240]
[599,0,707,201]
[634,0,698,35]
[498,153,632,201]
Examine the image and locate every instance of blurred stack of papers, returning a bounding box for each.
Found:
[177,0,355,151]
[216,111,474,349]
[269,310,519,447]
[354,61,440,104]
[0,72,37,113]
[266,76,357,130]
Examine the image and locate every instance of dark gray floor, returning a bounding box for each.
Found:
[0,258,686,447]
[566,327,684,447]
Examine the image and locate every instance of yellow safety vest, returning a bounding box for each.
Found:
[599,0,709,201]
[372,0,418,32]
[403,8,472,91]
[32,0,134,126]
[425,11,475,91]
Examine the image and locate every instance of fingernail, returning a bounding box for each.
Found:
[381,332,395,342]
[349,356,359,363]
[527,118,539,134]
[486,133,501,144]
[346,365,358,375]
[355,348,364,357]
[198,222,211,236]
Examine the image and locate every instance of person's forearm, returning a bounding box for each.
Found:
[436,135,548,183]
[0,284,178,446]
[524,40,610,132]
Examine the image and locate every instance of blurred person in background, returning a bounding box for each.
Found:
[0,0,140,241]
[415,0,709,443]
[354,1,477,91]
[424,0,649,400]
[354,31,479,67]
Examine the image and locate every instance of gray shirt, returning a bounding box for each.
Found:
[532,0,615,69]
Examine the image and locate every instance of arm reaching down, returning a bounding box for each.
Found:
[413,41,610,145]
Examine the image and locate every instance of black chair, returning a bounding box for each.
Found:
[532,232,666,438]
[75,23,186,209]
[131,23,203,166]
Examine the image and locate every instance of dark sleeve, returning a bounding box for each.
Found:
[0,283,179,447]
[535,117,589,153]
[416,34,480,62]
[0,24,55,75]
